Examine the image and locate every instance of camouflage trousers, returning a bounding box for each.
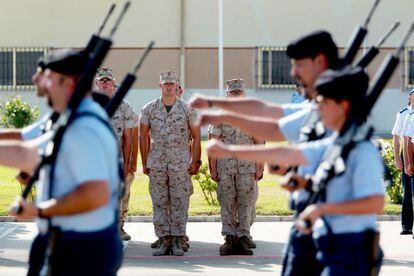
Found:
[120,173,135,224]
[251,180,259,227]
[217,173,256,237]
[149,170,194,237]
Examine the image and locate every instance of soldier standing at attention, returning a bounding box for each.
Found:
[209,79,264,255]
[139,70,201,256]
[95,67,139,241]
[391,90,414,235]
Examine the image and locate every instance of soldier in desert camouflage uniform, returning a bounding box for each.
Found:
[95,67,139,241]
[139,70,201,256]
[209,79,264,255]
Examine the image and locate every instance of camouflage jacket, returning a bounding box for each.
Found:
[209,123,256,174]
[140,97,197,172]
[110,99,139,148]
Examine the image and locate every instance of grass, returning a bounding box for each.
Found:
[0,141,401,216]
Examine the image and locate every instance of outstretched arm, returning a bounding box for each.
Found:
[199,111,286,141]
[206,139,306,167]
[189,94,285,120]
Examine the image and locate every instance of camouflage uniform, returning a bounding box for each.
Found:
[140,97,197,237]
[110,99,139,224]
[210,123,256,237]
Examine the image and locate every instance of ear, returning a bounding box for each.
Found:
[314,53,329,69]
[65,76,77,91]
[339,100,351,115]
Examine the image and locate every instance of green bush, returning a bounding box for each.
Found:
[192,164,218,205]
[0,96,39,128]
[379,139,403,204]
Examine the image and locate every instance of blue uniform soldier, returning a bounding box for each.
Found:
[391,89,414,235]
[1,49,123,275]
[205,67,385,276]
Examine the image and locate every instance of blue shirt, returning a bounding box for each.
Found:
[279,107,313,143]
[21,113,50,141]
[299,136,385,237]
[282,101,311,117]
[36,98,120,233]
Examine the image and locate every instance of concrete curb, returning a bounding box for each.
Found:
[0,215,401,223]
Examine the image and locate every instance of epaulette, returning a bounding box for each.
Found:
[409,111,414,116]
[400,107,408,113]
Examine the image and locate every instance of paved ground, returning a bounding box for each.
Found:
[0,221,413,275]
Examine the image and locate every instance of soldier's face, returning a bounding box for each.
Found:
[160,82,178,97]
[290,55,327,99]
[96,77,115,96]
[317,96,348,130]
[175,86,184,97]
[44,69,75,112]
[409,93,414,105]
[32,67,47,97]
[226,90,245,98]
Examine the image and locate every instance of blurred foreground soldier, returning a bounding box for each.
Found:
[95,67,139,241]
[139,70,201,256]
[3,49,123,275]
[391,90,414,235]
[206,67,385,276]
[191,30,338,275]
[209,79,263,255]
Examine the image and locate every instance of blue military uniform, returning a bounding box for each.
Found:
[26,49,123,276]
[299,135,384,276]
[28,98,123,276]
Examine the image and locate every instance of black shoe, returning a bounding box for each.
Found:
[400,230,413,235]
[238,236,254,255]
[219,235,238,256]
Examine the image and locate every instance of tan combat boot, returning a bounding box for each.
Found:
[171,236,185,256]
[119,222,131,241]
[153,236,172,256]
[219,235,238,256]
[151,238,160,248]
[238,236,254,255]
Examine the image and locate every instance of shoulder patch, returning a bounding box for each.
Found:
[400,107,408,114]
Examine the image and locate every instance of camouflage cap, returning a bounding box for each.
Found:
[95,67,115,81]
[226,79,246,93]
[159,70,179,84]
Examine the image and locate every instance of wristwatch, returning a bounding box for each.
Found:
[196,160,203,165]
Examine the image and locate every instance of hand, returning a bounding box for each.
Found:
[408,163,414,176]
[210,170,219,182]
[188,94,211,109]
[188,162,200,175]
[280,172,308,192]
[143,166,151,176]
[130,161,137,173]
[206,139,231,159]
[9,197,38,221]
[296,204,324,235]
[267,164,289,175]
[255,169,263,181]
[16,171,30,185]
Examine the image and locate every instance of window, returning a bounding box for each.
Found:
[406,47,414,88]
[257,47,295,89]
[0,47,49,90]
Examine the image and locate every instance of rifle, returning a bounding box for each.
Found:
[340,0,381,67]
[356,21,400,68]
[296,22,414,229]
[15,1,131,212]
